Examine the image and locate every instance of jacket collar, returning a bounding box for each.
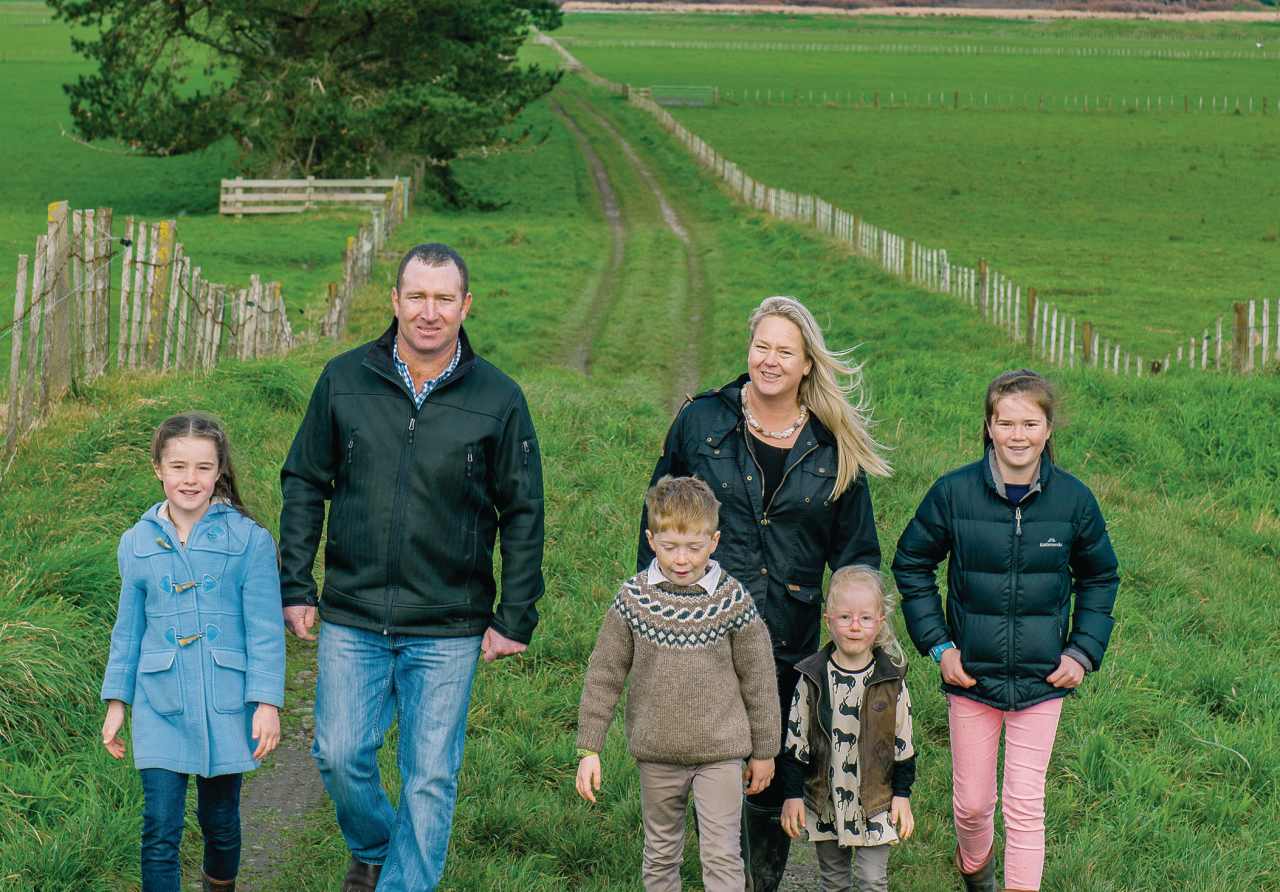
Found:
[702,373,836,448]
[795,641,907,688]
[982,445,1051,501]
[362,320,477,399]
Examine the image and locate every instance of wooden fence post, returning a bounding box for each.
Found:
[23,236,47,429]
[117,216,134,370]
[72,209,84,376]
[1027,288,1037,348]
[5,254,28,450]
[92,208,112,376]
[144,220,176,369]
[1082,321,1093,363]
[161,245,185,372]
[1248,299,1257,372]
[41,201,72,412]
[1215,315,1222,371]
[1232,303,1248,372]
[977,259,988,320]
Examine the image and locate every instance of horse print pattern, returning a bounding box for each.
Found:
[783,656,915,847]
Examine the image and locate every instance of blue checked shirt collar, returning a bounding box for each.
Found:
[393,336,461,408]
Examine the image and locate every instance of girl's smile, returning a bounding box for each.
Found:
[154,436,221,531]
[986,395,1051,486]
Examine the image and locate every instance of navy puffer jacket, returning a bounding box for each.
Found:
[892,449,1118,711]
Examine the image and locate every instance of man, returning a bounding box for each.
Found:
[279,243,545,892]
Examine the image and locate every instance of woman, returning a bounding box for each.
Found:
[892,370,1119,892]
[638,296,891,892]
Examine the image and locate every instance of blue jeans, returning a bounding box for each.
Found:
[312,621,482,892]
[139,768,242,892]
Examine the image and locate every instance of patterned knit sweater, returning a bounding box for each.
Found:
[576,570,780,765]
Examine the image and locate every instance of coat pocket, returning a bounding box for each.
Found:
[210,649,248,714]
[138,650,183,716]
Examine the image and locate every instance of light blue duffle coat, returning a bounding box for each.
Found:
[101,502,286,776]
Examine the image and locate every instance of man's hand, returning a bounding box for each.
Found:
[102,699,127,759]
[576,754,602,803]
[781,797,806,839]
[252,704,281,760]
[283,605,317,641]
[481,627,526,664]
[1047,653,1086,688]
[940,647,977,688]
[743,757,775,796]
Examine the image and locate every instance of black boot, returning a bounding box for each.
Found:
[955,844,997,892]
[200,872,235,892]
[741,800,791,892]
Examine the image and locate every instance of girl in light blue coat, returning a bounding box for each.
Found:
[101,414,286,892]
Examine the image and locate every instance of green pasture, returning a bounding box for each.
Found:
[559,14,1280,360]
[0,7,371,335]
[3,57,1279,891]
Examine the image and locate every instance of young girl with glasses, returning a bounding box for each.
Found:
[778,565,915,892]
[892,370,1119,892]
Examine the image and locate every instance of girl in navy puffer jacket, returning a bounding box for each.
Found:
[893,371,1119,892]
[101,414,285,892]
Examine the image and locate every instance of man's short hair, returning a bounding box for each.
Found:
[645,475,720,536]
[396,243,469,296]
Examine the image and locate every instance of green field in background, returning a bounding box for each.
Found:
[562,13,1280,359]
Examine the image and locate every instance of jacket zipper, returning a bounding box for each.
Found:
[743,427,817,526]
[383,414,417,634]
[1008,505,1022,709]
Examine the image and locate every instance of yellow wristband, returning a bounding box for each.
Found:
[576,748,598,759]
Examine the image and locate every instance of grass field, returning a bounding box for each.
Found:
[561,12,1280,359]
[0,4,380,332]
[3,13,1280,892]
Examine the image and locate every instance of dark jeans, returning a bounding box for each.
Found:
[746,666,800,810]
[140,768,242,892]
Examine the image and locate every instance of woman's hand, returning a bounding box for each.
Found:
[576,754,602,803]
[1047,654,1086,688]
[252,704,281,760]
[781,798,807,839]
[743,757,775,796]
[102,700,127,759]
[940,648,977,688]
[890,796,914,839]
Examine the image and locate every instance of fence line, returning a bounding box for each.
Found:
[536,30,1275,381]
[2,178,413,472]
[720,89,1273,115]
[555,37,1280,62]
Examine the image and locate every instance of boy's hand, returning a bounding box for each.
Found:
[890,796,914,839]
[252,703,281,761]
[781,798,806,839]
[576,754,602,803]
[102,699,127,759]
[743,757,774,796]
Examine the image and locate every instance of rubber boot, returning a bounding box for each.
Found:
[955,844,997,892]
[741,800,791,892]
[200,872,235,892]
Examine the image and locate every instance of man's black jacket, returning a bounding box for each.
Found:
[279,323,545,643]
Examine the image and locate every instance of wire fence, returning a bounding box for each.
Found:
[538,31,1278,383]
[555,37,1280,62]
[1,179,412,475]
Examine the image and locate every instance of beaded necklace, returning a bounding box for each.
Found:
[741,382,807,440]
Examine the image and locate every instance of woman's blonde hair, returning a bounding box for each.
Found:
[748,296,891,498]
[827,565,906,665]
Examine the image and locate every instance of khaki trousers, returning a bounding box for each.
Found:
[813,839,890,892]
[636,759,745,892]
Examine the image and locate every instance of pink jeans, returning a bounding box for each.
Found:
[948,694,1063,891]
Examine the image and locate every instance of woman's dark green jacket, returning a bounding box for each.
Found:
[637,374,881,669]
[891,449,1118,711]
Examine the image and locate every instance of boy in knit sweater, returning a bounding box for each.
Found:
[575,475,780,892]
